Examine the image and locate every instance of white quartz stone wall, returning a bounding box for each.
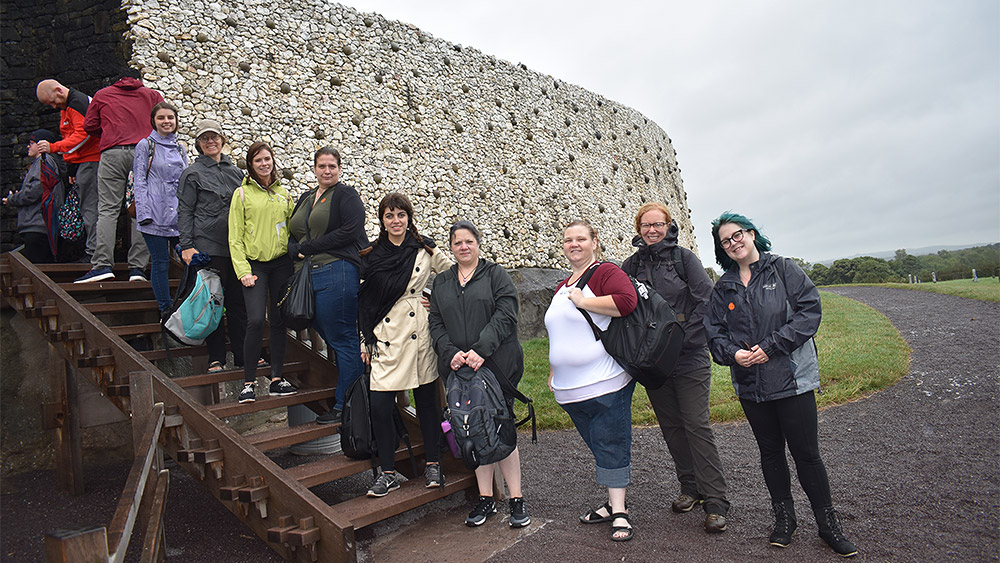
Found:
[123,0,699,267]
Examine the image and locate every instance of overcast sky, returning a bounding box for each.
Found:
[343,0,999,268]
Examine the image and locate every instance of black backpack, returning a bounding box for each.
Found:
[445,366,536,470]
[575,262,686,390]
[340,373,417,477]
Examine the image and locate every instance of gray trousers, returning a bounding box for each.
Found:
[647,358,730,515]
[91,147,148,270]
[75,161,99,260]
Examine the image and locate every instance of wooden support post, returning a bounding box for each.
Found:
[130,372,166,563]
[44,526,109,563]
[54,360,85,496]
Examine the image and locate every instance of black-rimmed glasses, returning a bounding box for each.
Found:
[720,229,746,249]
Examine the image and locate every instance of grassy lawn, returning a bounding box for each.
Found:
[828,277,1000,302]
[515,291,911,431]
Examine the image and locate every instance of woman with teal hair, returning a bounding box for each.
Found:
[704,212,857,558]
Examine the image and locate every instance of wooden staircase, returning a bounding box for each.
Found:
[1,252,475,562]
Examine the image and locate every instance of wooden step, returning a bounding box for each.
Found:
[112,323,162,337]
[59,280,179,293]
[140,338,270,361]
[207,388,335,418]
[84,300,159,313]
[334,471,477,529]
[285,443,428,488]
[174,362,308,388]
[245,422,340,451]
[36,263,133,274]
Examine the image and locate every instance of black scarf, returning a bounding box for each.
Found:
[357,232,435,348]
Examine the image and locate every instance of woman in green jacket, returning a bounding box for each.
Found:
[228,141,297,403]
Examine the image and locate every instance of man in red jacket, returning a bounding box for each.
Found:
[36,79,102,263]
[75,71,164,283]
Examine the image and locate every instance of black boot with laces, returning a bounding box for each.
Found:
[769,500,797,548]
[815,506,858,557]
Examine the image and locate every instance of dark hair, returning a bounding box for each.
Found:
[246,141,278,187]
[564,219,603,261]
[710,211,772,270]
[149,101,178,130]
[449,220,481,245]
[367,192,434,253]
[314,146,341,167]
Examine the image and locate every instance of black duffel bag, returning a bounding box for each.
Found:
[278,257,314,331]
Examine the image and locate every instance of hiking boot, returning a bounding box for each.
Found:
[424,463,443,488]
[704,513,727,533]
[509,497,530,528]
[74,267,114,283]
[816,506,858,557]
[269,379,297,396]
[769,500,797,548]
[316,407,341,425]
[671,494,704,513]
[128,268,148,282]
[238,383,256,404]
[367,471,400,497]
[466,496,497,527]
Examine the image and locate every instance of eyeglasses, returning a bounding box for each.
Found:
[720,229,746,249]
[198,133,221,142]
[639,221,668,231]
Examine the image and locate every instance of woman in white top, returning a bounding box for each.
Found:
[544,220,637,542]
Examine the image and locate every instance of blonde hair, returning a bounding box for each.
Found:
[564,219,603,261]
[634,202,672,234]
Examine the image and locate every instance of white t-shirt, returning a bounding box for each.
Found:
[545,283,630,404]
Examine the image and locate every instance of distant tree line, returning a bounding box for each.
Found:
[797,244,999,285]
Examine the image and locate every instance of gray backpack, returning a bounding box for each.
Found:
[445,365,535,469]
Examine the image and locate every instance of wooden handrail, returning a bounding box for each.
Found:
[107,403,165,561]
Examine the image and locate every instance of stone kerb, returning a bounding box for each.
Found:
[124,0,699,268]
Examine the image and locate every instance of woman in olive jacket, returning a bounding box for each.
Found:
[704,211,856,558]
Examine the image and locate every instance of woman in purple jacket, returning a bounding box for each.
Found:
[133,102,188,312]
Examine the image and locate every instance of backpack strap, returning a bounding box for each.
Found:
[492,373,537,443]
[671,246,688,284]
[145,138,155,180]
[573,262,606,342]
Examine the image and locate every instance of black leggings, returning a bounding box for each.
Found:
[241,255,291,383]
[740,391,833,510]
[370,381,441,472]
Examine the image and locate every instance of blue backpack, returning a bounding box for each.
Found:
[162,266,224,346]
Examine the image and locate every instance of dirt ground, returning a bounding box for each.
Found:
[2,287,997,562]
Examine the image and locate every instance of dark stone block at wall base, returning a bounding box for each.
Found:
[510,267,568,341]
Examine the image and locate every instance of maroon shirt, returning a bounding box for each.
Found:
[83,77,164,151]
[557,262,638,315]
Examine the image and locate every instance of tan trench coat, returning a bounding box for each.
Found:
[369,248,452,391]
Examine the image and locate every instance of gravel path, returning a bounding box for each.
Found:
[3,287,997,562]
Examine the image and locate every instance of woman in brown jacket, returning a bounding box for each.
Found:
[358,193,451,498]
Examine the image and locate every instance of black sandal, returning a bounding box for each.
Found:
[610,513,633,542]
[208,361,225,373]
[579,501,614,524]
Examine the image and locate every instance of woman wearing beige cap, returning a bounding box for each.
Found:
[176,119,249,373]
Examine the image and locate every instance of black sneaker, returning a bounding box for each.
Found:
[316,407,341,425]
[238,383,256,404]
[367,471,400,497]
[509,497,530,528]
[74,266,114,283]
[466,496,497,527]
[425,463,443,488]
[269,379,297,396]
[128,268,148,282]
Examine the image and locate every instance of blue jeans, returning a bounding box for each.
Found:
[560,380,636,488]
[141,233,178,311]
[310,260,363,409]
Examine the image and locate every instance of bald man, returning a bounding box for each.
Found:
[36,79,102,262]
